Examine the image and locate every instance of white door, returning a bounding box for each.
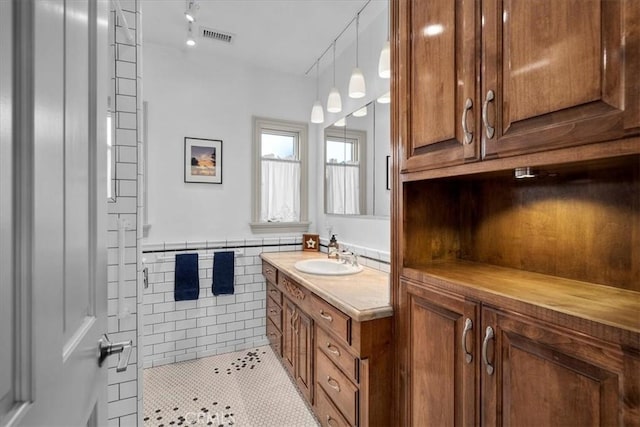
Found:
[1,1,116,425]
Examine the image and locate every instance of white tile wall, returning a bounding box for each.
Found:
[107,1,142,425]
[141,238,305,368]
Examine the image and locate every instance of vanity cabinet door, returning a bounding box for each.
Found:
[295,309,314,404]
[481,0,640,158]
[398,0,479,172]
[399,280,478,427]
[282,298,296,377]
[481,307,624,426]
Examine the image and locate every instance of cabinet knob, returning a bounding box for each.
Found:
[462,97,473,144]
[482,90,495,139]
[461,318,473,364]
[482,325,495,375]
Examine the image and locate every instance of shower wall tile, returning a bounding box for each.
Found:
[140,239,299,368]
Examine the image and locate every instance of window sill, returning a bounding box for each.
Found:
[249,221,311,234]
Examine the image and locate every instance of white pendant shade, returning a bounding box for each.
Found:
[348,68,366,99]
[186,36,196,47]
[327,87,342,113]
[378,40,391,78]
[353,105,367,117]
[334,117,346,127]
[377,91,391,104]
[311,100,325,124]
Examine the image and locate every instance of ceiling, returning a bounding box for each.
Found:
[141,0,388,76]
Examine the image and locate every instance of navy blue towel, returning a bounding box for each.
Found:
[212,251,235,296]
[174,253,200,301]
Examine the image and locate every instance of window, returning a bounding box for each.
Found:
[251,117,309,233]
[324,127,367,215]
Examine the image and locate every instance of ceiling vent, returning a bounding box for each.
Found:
[200,26,235,44]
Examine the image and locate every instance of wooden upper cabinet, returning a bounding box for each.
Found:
[398,0,479,172]
[482,0,640,158]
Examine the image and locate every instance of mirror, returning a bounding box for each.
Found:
[324,98,390,217]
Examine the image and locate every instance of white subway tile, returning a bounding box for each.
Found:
[206,324,226,335]
[108,397,137,418]
[235,293,254,303]
[144,333,164,346]
[176,353,197,363]
[175,300,197,310]
[196,335,217,346]
[153,301,175,313]
[216,313,235,324]
[196,316,217,327]
[107,384,119,402]
[152,321,175,334]
[164,330,186,342]
[175,318,197,330]
[235,311,254,321]
[226,321,245,332]
[152,357,175,367]
[186,327,207,339]
[216,332,236,343]
[164,310,186,322]
[216,295,235,305]
[153,342,175,354]
[119,381,137,399]
[185,307,207,319]
[175,338,196,350]
[226,303,245,313]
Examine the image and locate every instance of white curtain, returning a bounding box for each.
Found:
[326,163,360,215]
[261,159,300,222]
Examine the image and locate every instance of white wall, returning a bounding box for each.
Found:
[314,7,391,252]
[144,43,316,243]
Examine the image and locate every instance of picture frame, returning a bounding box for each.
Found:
[184,137,223,184]
[302,234,320,252]
[386,155,391,190]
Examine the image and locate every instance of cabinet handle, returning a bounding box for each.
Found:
[461,97,473,144]
[326,415,337,427]
[270,289,278,295]
[326,342,341,357]
[461,318,473,364]
[319,310,333,322]
[482,326,495,376]
[482,90,495,139]
[326,375,341,392]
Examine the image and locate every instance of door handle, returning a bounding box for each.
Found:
[482,90,495,139]
[461,97,473,144]
[461,318,473,364]
[98,334,133,372]
[482,326,495,375]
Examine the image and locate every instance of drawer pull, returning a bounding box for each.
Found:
[326,375,341,392]
[326,342,341,357]
[269,309,277,314]
[265,268,273,274]
[319,310,333,322]
[270,289,278,295]
[326,415,337,427]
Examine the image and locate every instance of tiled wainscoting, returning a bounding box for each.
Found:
[141,238,302,368]
[141,236,391,370]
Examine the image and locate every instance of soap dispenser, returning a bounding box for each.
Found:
[328,234,339,259]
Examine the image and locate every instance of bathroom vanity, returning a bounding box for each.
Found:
[261,252,392,427]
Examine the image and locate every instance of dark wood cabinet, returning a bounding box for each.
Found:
[399,281,478,427]
[282,297,296,376]
[396,0,640,173]
[481,307,625,426]
[282,296,313,403]
[397,0,479,172]
[481,0,640,159]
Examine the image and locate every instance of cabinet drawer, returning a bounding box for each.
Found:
[316,387,352,427]
[267,281,282,306]
[316,350,358,426]
[316,325,358,383]
[262,261,277,285]
[279,273,310,310]
[266,295,282,331]
[311,294,351,345]
[266,318,281,356]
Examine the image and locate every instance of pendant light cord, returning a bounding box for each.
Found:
[316,61,320,99]
[355,13,360,68]
[332,41,337,85]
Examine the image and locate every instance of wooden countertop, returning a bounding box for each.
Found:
[260,251,392,322]
[403,260,640,348]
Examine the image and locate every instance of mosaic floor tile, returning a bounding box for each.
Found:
[143,346,319,427]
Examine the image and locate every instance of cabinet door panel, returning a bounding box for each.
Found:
[399,0,479,172]
[482,308,622,426]
[483,0,639,158]
[282,298,296,377]
[402,281,478,427]
[295,309,313,404]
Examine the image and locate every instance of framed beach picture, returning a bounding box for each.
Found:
[184,137,223,184]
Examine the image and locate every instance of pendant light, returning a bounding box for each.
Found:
[378,0,391,78]
[311,61,325,124]
[348,13,366,99]
[186,22,196,47]
[377,91,391,103]
[353,105,367,117]
[326,41,342,113]
[184,0,199,23]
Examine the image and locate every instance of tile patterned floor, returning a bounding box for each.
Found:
[143,345,320,427]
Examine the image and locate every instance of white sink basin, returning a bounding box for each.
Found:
[294,258,363,276]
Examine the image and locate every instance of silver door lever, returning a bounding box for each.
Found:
[98,334,133,372]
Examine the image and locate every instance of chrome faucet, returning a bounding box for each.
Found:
[338,250,359,267]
